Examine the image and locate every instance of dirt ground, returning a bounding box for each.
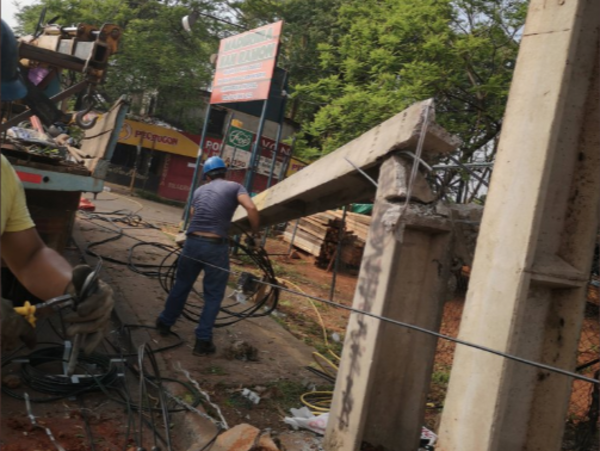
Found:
[4,187,594,450]
[2,187,362,450]
[74,188,357,447]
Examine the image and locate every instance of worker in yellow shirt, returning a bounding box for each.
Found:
[1,19,114,353]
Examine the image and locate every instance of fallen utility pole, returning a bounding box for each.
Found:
[231,100,460,231]
[323,104,459,451]
[232,100,461,450]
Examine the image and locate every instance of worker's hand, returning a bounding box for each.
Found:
[1,298,36,352]
[64,265,114,355]
[244,233,261,251]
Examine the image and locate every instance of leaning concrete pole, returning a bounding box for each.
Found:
[324,101,461,451]
[437,0,600,450]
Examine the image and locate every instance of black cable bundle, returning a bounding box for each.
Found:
[2,346,118,402]
[79,210,282,327]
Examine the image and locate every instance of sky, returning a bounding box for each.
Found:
[2,0,37,29]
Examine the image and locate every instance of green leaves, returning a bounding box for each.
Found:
[289,0,525,164]
[15,0,227,131]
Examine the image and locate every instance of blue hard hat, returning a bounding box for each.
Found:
[1,20,28,101]
[204,156,227,176]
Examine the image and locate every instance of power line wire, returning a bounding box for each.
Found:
[78,212,600,386]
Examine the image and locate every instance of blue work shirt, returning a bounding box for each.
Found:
[187,179,248,238]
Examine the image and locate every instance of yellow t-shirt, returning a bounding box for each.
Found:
[1,155,35,236]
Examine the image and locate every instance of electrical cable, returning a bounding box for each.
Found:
[77,211,600,386]
[79,211,281,327]
[79,395,96,451]
[275,277,338,411]
[2,346,119,403]
[300,391,333,414]
[138,343,173,451]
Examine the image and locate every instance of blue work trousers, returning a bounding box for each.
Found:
[159,236,230,341]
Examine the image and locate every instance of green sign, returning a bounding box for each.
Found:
[226,126,253,151]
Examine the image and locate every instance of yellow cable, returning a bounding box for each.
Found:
[277,277,330,347]
[312,352,339,378]
[300,391,334,414]
[277,277,340,413]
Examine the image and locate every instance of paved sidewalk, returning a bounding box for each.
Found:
[76,188,323,450]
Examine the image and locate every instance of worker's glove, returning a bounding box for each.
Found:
[244,233,262,251]
[1,298,36,352]
[64,265,114,355]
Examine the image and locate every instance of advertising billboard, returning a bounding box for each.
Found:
[210,21,283,104]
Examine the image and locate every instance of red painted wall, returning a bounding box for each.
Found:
[157,134,298,201]
[158,137,223,202]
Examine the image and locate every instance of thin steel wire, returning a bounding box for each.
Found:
[78,214,600,386]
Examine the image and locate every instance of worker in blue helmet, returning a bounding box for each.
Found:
[203,155,227,178]
[1,19,115,353]
[156,156,260,356]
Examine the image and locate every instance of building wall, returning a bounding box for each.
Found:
[108,101,304,202]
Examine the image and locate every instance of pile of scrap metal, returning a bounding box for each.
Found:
[1,17,125,176]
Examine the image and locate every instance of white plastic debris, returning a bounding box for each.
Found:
[8,127,52,145]
[284,407,437,445]
[241,388,261,404]
[284,407,329,435]
[331,332,341,343]
[420,426,437,446]
[235,290,249,304]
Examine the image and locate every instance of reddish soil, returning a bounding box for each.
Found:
[1,411,131,451]
[6,189,594,449]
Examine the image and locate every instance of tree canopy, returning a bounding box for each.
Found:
[286,0,525,160]
[14,0,528,199]
[15,0,230,132]
[231,0,527,201]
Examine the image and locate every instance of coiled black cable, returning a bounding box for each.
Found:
[79,210,281,328]
[2,346,119,402]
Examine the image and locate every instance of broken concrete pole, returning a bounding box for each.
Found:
[437,0,600,449]
[231,100,461,231]
[377,152,436,204]
[449,204,483,268]
[211,423,261,451]
[324,152,455,451]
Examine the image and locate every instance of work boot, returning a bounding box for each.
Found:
[193,339,216,356]
[155,318,171,337]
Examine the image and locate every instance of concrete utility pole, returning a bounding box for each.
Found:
[322,103,460,451]
[229,100,457,449]
[437,0,600,449]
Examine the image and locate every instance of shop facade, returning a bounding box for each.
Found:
[107,116,305,203]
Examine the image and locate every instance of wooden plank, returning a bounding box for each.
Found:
[281,231,321,256]
[231,100,461,232]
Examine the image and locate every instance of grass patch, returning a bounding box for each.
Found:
[264,380,312,412]
[225,392,255,409]
[431,368,451,387]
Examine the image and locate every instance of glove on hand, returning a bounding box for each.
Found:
[64,265,114,355]
[1,298,36,352]
[244,234,261,251]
